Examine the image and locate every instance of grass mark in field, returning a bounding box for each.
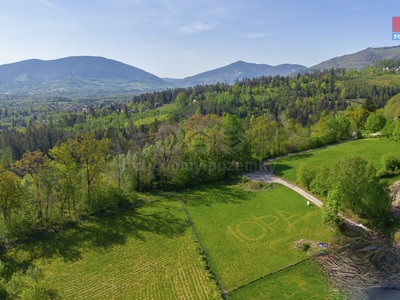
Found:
[227,210,314,243]
[179,183,334,291]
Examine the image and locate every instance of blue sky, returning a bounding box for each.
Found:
[0,0,399,77]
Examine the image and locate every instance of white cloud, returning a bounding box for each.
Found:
[179,22,213,34]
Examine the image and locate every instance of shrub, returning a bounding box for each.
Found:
[383,93,400,120]
[390,119,400,142]
[236,180,276,192]
[297,164,331,196]
[296,164,316,190]
[240,176,248,183]
[322,184,344,228]
[381,120,395,137]
[382,153,400,174]
[301,243,311,252]
[309,166,331,197]
[331,156,390,226]
[364,111,387,133]
[91,186,129,213]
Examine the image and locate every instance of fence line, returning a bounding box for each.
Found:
[175,192,229,300]
[175,192,325,298]
[227,257,314,295]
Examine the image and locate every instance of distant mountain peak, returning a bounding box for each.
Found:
[165,61,306,87]
[232,60,248,65]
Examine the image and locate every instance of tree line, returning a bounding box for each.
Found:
[0,67,399,242]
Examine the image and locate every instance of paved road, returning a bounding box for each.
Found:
[242,147,371,231]
[243,171,323,207]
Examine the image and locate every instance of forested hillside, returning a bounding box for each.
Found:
[307,45,400,71]
[163,61,306,86]
[0,61,400,242]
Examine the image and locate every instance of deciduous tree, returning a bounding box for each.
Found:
[68,133,111,206]
[12,150,48,220]
[0,166,20,221]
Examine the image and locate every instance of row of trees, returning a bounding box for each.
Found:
[296,157,390,228]
[0,133,114,241]
[294,93,400,228]
[0,114,252,242]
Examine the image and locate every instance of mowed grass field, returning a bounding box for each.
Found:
[2,198,221,299]
[229,260,334,300]
[270,139,400,183]
[178,183,334,292]
[2,182,337,299]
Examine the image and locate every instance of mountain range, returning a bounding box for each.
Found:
[163,61,306,87]
[0,45,399,97]
[307,45,400,72]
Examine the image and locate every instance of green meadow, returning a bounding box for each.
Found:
[178,183,334,292]
[270,139,400,183]
[229,260,335,300]
[1,182,337,299]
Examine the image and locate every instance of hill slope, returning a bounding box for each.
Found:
[308,45,400,71]
[0,56,172,96]
[164,61,306,87]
